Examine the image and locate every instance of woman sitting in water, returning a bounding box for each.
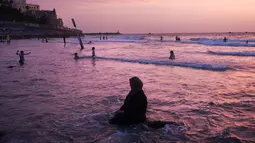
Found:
[16,50,31,64]
[110,76,147,125]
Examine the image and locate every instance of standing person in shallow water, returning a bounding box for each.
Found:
[16,50,31,64]
[109,76,148,125]
[92,47,95,58]
[6,35,11,44]
[223,37,227,42]
[74,53,79,60]
[169,50,175,60]
[63,36,66,44]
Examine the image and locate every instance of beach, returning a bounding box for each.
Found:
[0,33,255,142]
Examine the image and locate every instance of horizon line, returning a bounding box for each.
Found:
[83,31,255,35]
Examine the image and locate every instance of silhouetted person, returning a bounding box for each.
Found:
[92,47,95,58]
[109,77,147,125]
[6,35,11,44]
[100,36,102,40]
[175,36,181,41]
[74,53,79,60]
[246,40,249,44]
[223,37,227,42]
[160,36,163,41]
[169,50,175,60]
[103,36,105,40]
[63,36,66,44]
[106,36,108,40]
[16,50,31,65]
[45,38,48,43]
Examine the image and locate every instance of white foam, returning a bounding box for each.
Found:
[163,124,186,135]
[78,56,228,71]
[70,36,255,47]
[208,51,255,56]
[190,38,255,47]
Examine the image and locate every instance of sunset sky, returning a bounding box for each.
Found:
[27,0,255,33]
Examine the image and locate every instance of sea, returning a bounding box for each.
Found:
[0,33,254,143]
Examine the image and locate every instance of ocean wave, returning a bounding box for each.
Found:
[78,56,228,71]
[190,38,255,47]
[208,51,255,56]
[118,35,145,40]
[69,36,255,47]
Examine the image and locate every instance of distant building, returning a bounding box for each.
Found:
[29,9,63,28]
[26,4,40,11]
[3,0,39,12]
[10,0,26,12]
[56,18,64,28]
[1,0,64,28]
[34,10,57,19]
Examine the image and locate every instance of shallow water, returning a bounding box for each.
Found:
[0,33,255,143]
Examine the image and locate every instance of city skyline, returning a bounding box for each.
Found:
[27,0,255,33]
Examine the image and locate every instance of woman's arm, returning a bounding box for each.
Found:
[24,52,31,55]
[16,50,20,55]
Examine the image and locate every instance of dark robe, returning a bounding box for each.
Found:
[110,90,147,125]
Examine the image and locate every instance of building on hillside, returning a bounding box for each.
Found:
[17,3,40,12]
[26,9,63,28]
[9,0,26,12]
[3,0,26,5]
[3,0,39,12]
[1,1,64,28]
[56,18,64,28]
[25,4,40,11]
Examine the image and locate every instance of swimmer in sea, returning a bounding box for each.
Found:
[223,37,227,42]
[63,36,66,44]
[92,47,95,58]
[6,35,11,44]
[16,50,31,64]
[169,50,175,60]
[175,36,181,41]
[74,53,79,60]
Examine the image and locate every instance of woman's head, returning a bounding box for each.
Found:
[129,76,143,91]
